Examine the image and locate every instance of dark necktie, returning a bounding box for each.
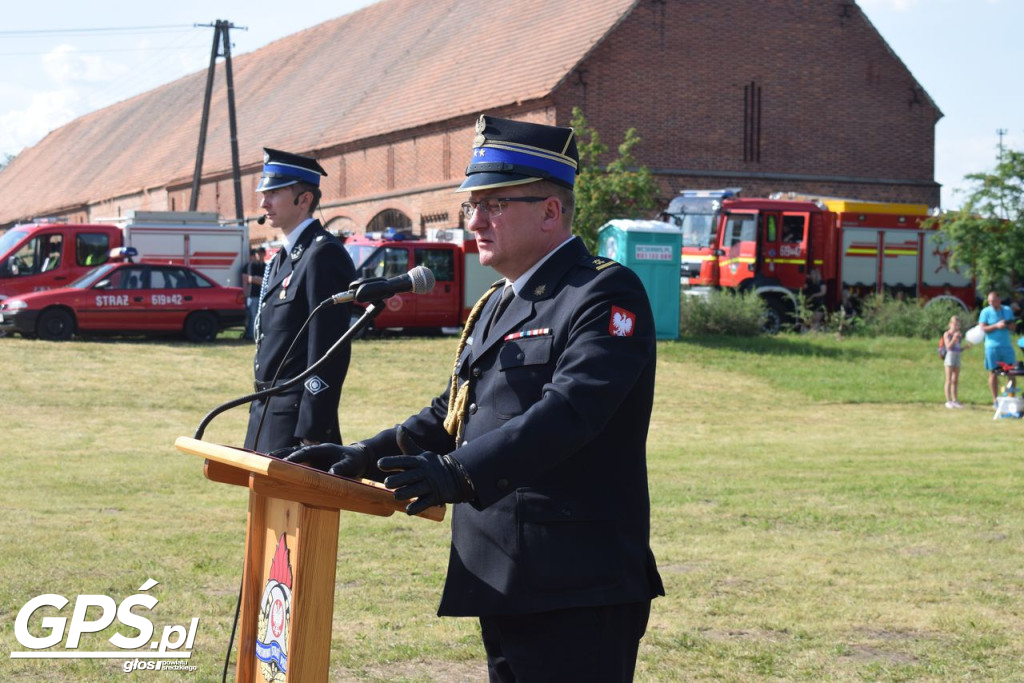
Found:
[271,248,286,277]
[485,283,515,338]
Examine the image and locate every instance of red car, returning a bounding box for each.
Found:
[0,262,245,342]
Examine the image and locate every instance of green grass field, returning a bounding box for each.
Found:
[1,332,1021,681]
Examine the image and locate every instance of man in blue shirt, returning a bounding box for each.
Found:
[979,290,1017,403]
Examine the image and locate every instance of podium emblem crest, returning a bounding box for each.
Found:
[255,534,293,681]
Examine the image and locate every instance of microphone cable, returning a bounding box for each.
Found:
[193,298,381,442]
[209,213,372,681]
[195,267,434,442]
[195,299,388,683]
[214,300,321,683]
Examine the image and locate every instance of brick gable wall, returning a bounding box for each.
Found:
[550,0,940,205]
[0,0,941,240]
[290,0,941,245]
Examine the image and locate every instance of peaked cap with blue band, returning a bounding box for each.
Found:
[457,115,578,192]
[256,148,328,192]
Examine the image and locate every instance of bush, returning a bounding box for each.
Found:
[679,288,978,340]
[680,289,767,337]
[817,293,976,339]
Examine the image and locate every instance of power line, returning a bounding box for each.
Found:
[0,25,196,36]
[80,30,212,106]
[1,20,248,158]
[0,25,205,58]
[0,45,205,57]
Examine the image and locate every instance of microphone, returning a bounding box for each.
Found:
[329,266,435,304]
[257,214,267,225]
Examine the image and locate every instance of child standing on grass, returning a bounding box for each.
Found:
[943,315,964,408]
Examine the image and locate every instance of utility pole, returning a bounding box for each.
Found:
[997,128,1008,163]
[190,20,246,224]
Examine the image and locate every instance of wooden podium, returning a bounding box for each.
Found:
[175,436,445,682]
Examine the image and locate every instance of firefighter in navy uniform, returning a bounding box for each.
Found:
[245,148,356,454]
[287,117,663,682]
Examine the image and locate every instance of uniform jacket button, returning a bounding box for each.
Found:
[469,403,478,414]
[472,367,482,378]
[496,478,509,490]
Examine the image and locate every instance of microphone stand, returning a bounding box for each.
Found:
[193,299,387,440]
[200,299,389,683]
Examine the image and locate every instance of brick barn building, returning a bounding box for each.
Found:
[0,0,942,242]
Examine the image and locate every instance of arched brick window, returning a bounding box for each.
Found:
[367,208,412,233]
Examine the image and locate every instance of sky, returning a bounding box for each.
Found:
[1,0,1020,210]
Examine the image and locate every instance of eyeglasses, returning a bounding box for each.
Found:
[461,196,549,219]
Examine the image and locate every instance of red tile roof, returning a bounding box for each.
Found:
[0,0,638,225]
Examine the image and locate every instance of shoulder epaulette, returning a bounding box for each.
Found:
[584,255,619,272]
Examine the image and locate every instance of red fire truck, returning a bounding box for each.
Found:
[661,188,741,288]
[0,211,247,301]
[344,229,496,333]
[662,190,974,330]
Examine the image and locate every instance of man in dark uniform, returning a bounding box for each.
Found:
[288,117,663,681]
[245,148,356,454]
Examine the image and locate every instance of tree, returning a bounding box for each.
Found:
[570,107,660,251]
[929,148,1024,291]
[0,153,14,173]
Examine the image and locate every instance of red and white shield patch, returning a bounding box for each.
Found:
[609,306,636,337]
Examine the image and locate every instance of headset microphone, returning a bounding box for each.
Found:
[257,215,267,225]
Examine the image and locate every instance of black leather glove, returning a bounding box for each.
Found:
[284,443,371,478]
[267,445,302,460]
[378,452,473,515]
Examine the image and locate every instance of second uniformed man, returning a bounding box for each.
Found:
[245,148,356,453]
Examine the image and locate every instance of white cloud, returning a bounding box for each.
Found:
[0,90,81,157]
[0,45,135,157]
[935,133,1009,208]
[42,44,130,87]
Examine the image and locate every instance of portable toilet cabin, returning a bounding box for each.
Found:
[598,219,682,340]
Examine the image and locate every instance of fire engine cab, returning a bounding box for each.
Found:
[344,229,495,333]
[662,189,974,330]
